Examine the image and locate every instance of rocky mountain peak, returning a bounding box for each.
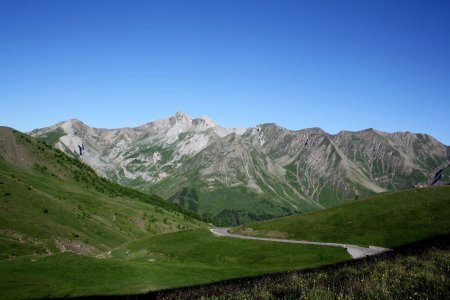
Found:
[30,114,450,224]
[198,115,217,127]
[175,111,188,118]
[170,111,192,126]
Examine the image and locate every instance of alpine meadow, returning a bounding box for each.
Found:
[1,1,450,299]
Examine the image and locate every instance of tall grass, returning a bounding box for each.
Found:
[154,235,450,299]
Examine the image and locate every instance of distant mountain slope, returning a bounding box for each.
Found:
[31,113,450,225]
[0,127,204,259]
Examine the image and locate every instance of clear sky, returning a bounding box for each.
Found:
[1,0,449,144]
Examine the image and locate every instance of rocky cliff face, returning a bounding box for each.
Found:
[31,112,450,225]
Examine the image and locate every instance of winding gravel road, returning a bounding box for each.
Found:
[210,228,392,259]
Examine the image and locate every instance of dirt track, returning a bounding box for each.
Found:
[210,228,392,259]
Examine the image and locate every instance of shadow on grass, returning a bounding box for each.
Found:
[61,233,450,300]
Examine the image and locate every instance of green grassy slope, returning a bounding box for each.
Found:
[3,126,448,299]
[157,234,450,300]
[0,229,349,299]
[0,127,204,258]
[232,186,450,248]
[0,127,350,299]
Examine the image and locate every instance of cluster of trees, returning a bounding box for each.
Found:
[202,210,275,227]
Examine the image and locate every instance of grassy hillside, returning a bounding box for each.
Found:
[0,229,349,299]
[232,186,450,248]
[0,127,204,258]
[2,126,449,299]
[156,234,450,300]
[0,127,350,298]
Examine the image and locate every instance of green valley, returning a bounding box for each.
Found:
[0,128,349,299]
[1,127,450,299]
[3,2,450,298]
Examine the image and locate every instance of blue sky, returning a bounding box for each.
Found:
[1,0,449,144]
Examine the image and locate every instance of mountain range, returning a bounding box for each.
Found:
[30,112,450,225]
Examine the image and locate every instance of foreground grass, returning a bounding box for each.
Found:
[0,229,349,299]
[232,186,450,248]
[155,235,450,300]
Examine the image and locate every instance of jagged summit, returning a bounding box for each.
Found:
[167,112,219,130]
[56,118,88,128]
[198,115,217,127]
[175,111,189,118]
[172,111,192,124]
[30,114,450,224]
[141,112,223,130]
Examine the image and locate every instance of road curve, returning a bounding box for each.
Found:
[209,228,392,259]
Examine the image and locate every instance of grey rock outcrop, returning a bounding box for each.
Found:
[31,113,450,224]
